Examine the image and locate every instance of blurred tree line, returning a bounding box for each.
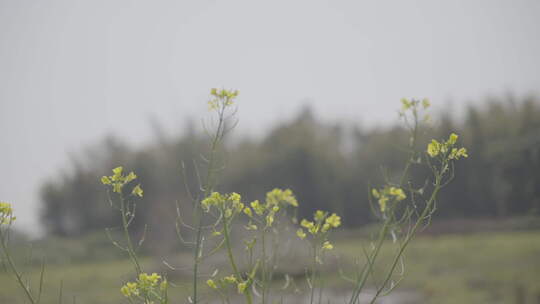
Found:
[40,96,540,241]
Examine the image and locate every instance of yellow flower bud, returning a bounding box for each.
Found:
[296,228,307,239]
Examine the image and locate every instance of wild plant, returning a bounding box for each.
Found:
[343,98,468,304]
[0,202,44,304]
[0,90,468,304]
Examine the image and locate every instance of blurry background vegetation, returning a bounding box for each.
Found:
[38,96,540,238]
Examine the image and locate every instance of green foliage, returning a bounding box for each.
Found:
[2,230,538,304]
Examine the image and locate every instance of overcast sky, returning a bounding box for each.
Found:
[1,0,539,236]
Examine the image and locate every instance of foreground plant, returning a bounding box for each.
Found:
[344,98,468,304]
[2,91,467,304]
[0,202,46,304]
[100,166,170,304]
[203,188,299,304]
[297,210,341,304]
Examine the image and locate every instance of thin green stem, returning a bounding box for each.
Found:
[192,106,225,304]
[349,112,420,304]
[119,195,142,275]
[0,229,37,304]
[309,243,318,304]
[261,230,267,304]
[369,176,442,304]
[348,218,390,304]
[222,212,253,304]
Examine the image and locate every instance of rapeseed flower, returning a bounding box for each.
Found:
[101,167,142,196]
[372,186,407,212]
[0,202,15,224]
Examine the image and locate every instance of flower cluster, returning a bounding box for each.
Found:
[120,272,167,300]
[207,274,249,294]
[241,188,298,230]
[0,202,15,225]
[401,98,430,111]
[100,166,143,197]
[427,133,468,160]
[371,186,407,213]
[399,97,432,123]
[297,210,341,251]
[201,192,244,217]
[208,88,239,110]
[265,188,298,207]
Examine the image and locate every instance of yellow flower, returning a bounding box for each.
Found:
[301,219,314,229]
[237,281,248,294]
[322,241,334,250]
[245,223,258,230]
[401,98,411,110]
[138,273,161,287]
[283,189,299,207]
[125,172,137,183]
[132,184,143,197]
[207,279,218,289]
[160,279,168,291]
[101,176,111,185]
[201,192,224,211]
[296,228,307,239]
[243,207,253,217]
[389,187,406,201]
[422,98,430,109]
[120,282,139,297]
[250,200,265,215]
[234,202,244,213]
[321,223,331,232]
[450,147,468,159]
[427,139,441,157]
[265,188,298,207]
[0,202,14,217]
[447,133,458,145]
[325,213,341,228]
[120,285,130,297]
[112,166,123,178]
[208,88,239,110]
[101,166,143,197]
[229,192,241,203]
[266,214,274,227]
[223,275,237,284]
[314,210,326,222]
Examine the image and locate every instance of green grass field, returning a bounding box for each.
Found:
[335,230,540,304]
[1,230,539,304]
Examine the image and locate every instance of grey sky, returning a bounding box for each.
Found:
[1,0,539,236]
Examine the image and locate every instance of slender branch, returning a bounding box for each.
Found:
[0,229,37,304]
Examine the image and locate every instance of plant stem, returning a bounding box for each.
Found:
[261,230,267,304]
[309,243,318,304]
[349,106,421,303]
[192,106,225,304]
[348,217,390,304]
[119,194,142,275]
[368,175,442,304]
[0,229,37,304]
[222,212,253,304]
